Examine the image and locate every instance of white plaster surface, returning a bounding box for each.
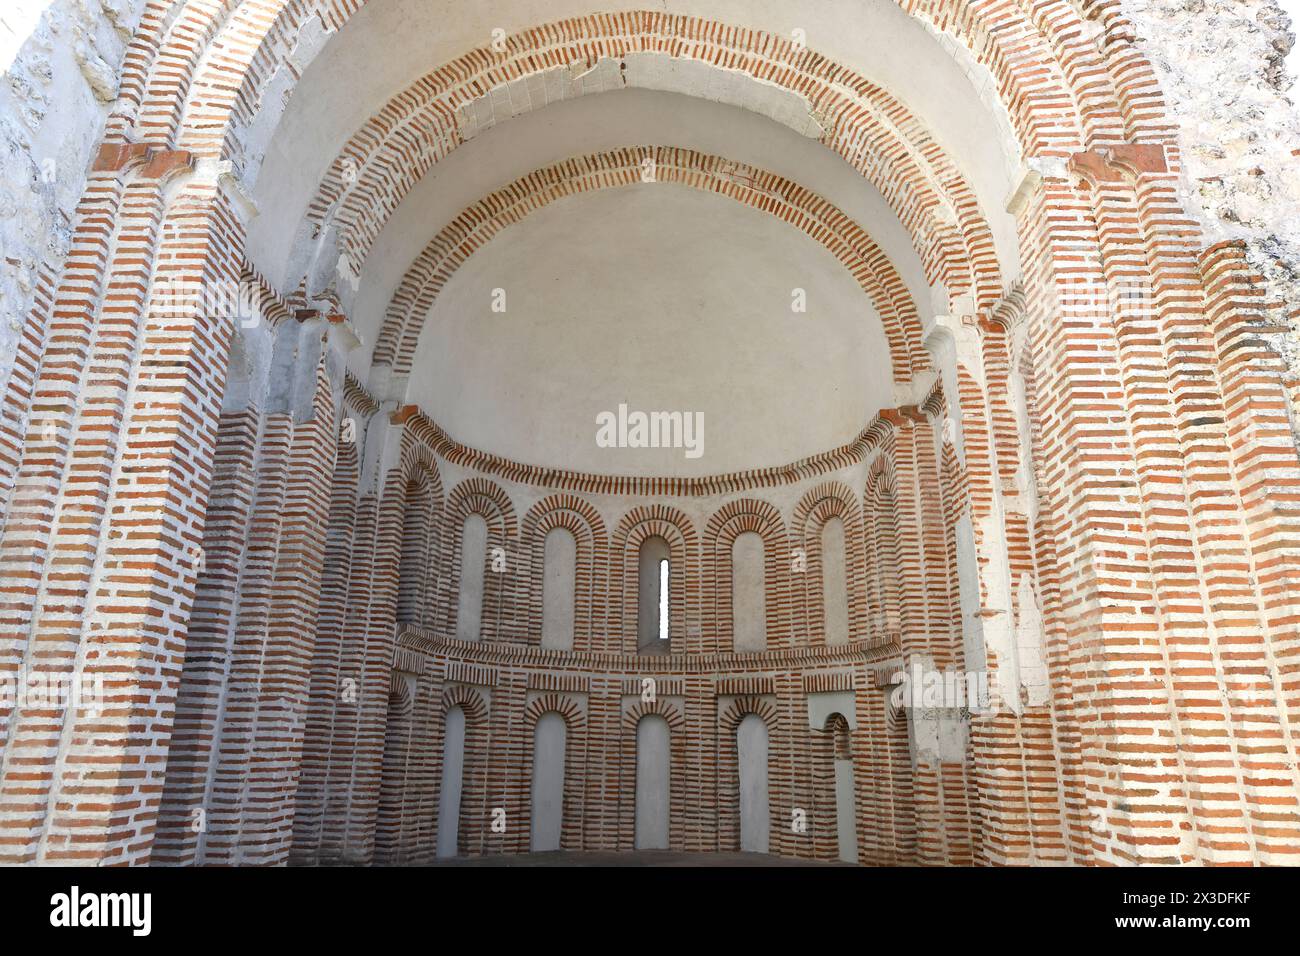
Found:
[737,713,770,854]
[435,705,467,858]
[731,531,766,652]
[455,514,488,641]
[540,526,576,651]
[530,712,567,852]
[820,517,850,645]
[634,714,671,850]
[407,182,893,476]
[834,759,858,863]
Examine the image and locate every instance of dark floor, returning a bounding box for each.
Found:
[427,850,844,866]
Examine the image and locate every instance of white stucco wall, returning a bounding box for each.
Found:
[529,712,567,852]
[731,531,767,652]
[455,513,488,641]
[821,517,850,646]
[540,526,577,651]
[736,713,771,854]
[410,182,894,476]
[435,704,467,858]
[634,714,671,850]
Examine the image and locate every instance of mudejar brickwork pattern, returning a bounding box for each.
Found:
[0,0,1298,867]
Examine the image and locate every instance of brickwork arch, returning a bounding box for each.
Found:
[701,498,792,655]
[616,700,687,850]
[824,712,852,761]
[519,494,608,653]
[792,482,870,647]
[717,696,779,852]
[439,684,489,722]
[428,685,491,858]
[864,450,904,644]
[522,694,588,851]
[379,147,927,385]
[276,12,1007,312]
[611,505,699,656]
[192,2,1161,183]
[811,711,855,860]
[438,477,517,642]
[394,455,444,628]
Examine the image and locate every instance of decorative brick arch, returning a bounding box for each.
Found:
[378,147,926,385]
[395,450,444,628]
[439,684,489,722]
[519,494,608,653]
[620,698,686,733]
[717,696,779,853]
[373,670,416,863]
[792,482,870,647]
[701,498,792,655]
[293,14,1007,314]
[718,695,780,737]
[610,505,699,656]
[4,0,1300,871]
[810,711,855,861]
[400,403,894,498]
[428,684,490,858]
[438,477,517,642]
[864,449,904,644]
[385,670,414,716]
[522,694,588,852]
[396,441,446,499]
[824,712,853,760]
[193,3,1164,184]
[616,699,687,851]
[882,690,919,864]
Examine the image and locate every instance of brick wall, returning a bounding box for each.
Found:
[1,1,1298,866]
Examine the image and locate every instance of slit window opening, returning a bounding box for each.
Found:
[658,558,669,641]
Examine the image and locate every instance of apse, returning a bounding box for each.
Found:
[2,0,1298,879]
[405,181,892,474]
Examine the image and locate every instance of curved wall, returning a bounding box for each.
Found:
[351,395,948,862]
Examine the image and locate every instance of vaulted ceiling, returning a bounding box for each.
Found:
[240,0,1026,474]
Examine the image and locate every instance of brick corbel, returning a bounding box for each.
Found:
[142,148,196,181]
[880,405,928,427]
[294,308,348,325]
[91,142,151,173]
[92,141,196,181]
[390,404,420,426]
[1068,143,1167,186]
